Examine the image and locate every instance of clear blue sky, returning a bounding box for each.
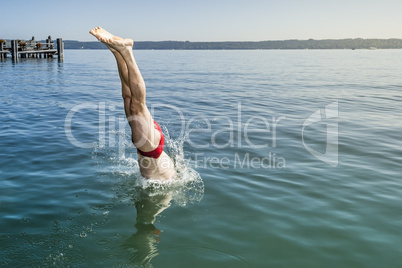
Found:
[2,0,402,41]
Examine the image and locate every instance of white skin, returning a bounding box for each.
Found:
[90,27,175,180]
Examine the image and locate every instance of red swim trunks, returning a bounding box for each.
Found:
[136,120,165,159]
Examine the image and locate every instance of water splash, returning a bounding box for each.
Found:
[93,124,204,207]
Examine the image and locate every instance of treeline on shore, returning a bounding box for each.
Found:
[64,38,402,50]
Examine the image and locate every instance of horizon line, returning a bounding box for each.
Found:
[69,37,402,43]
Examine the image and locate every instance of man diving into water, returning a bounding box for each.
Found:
[90,27,175,180]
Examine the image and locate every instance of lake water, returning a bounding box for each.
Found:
[1,49,401,267]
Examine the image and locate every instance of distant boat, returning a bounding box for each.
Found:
[368,47,377,50]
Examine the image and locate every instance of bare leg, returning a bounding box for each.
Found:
[108,46,132,118]
[90,27,175,180]
[90,27,158,150]
[89,29,131,115]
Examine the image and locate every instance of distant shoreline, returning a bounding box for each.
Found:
[63,38,402,50]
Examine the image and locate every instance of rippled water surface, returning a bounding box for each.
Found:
[1,49,402,267]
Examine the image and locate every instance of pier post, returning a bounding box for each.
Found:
[11,40,18,60]
[57,38,64,59]
[47,36,53,49]
[0,42,3,59]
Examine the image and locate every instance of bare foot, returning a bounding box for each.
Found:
[89,26,133,52]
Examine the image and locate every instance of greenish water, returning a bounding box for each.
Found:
[1,49,401,267]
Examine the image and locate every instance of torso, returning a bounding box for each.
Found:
[138,151,176,180]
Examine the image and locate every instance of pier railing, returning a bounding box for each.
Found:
[11,41,55,51]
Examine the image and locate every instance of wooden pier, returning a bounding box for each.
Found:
[0,36,64,60]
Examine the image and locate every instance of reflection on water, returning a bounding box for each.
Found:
[123,188,172,266]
